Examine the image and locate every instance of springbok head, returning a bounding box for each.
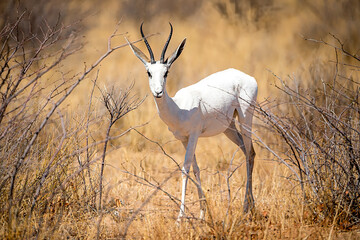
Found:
[127,23,186,98]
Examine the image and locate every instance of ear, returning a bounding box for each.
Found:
[166,38,186,67]
[125,37,149,65]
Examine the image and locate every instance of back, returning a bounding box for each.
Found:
[173,68,258,111]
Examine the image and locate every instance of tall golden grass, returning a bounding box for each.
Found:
[0,0,359,238]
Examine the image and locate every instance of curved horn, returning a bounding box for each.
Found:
[140,22,155,64]
[160,22,173,63]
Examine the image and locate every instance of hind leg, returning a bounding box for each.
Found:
[224,110,256,213]
[243,142,255,213]
[224,119,246,153]
[238,108,256,213]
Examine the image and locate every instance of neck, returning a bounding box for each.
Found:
[153,89,179,129]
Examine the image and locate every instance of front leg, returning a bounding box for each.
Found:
[178,133,199,221]
[192,155,206,220]
[181,142,206,220]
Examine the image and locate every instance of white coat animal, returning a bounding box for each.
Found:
[127,23,258,221]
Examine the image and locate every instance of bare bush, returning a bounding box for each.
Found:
[98,83,145,211]
[256,35,359,229]
[0,11,143,238]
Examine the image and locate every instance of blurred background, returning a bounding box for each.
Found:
[2,0,359,103]
[3,0,358,140]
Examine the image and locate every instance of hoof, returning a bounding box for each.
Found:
[199,210,205,221]
[243,200,255,214]
[176,215,186,226]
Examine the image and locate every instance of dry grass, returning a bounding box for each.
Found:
[1,0,360,239]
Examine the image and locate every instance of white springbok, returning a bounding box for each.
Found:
[127,23,258,221]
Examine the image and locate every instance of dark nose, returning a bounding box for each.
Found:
[155,91,163,98]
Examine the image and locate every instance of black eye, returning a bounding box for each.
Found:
[164,71,169,78]
[147,71,152,78]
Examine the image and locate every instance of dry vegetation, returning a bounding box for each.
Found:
[0,0,359,239]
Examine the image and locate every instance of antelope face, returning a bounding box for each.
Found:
[127,22,186,99]
[146,63,169,98]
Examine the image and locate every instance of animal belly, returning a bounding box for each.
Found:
[199,118,231,137]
